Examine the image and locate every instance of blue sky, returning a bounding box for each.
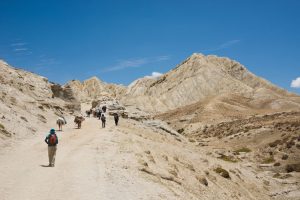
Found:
[0,0,299,93]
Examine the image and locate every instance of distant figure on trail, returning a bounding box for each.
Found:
[102,105,107,113]
[97,109,102,120]
[44,128,58,167]
[74,116,85,129]
[93,109,97,118]
[101,113,106,128]
[56,116,67,131]
[86,110,91,118]
[114,113,119,126]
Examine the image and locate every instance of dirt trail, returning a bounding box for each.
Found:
[0,116,177,200]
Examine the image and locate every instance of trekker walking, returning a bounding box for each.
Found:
[97,110,102,120]
[56,116,67,131]
[101,112,106,128]
[114,113,119,126]
[102,105,107,113]
[44,128,58,167]
[74,116,85,129]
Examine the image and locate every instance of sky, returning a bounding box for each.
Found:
[0,0,299,93]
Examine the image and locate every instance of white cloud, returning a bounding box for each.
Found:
[145,72,163,79]
[103,58,148,72]
[14,48,28,51]
[155,55,170,61]
[102,55,170,72]
[10,42,27,46]
[202,39,240,52]
[291,77,300,88]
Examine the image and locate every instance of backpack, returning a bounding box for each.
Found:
[63,117,67,124]
[101,114,106,121]
[49,134,57,145]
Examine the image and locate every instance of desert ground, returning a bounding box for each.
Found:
[0,104,299,200]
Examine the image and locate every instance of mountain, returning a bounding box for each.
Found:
[123,53,300,113]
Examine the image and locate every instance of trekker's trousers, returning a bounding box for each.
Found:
[48,146,57,166]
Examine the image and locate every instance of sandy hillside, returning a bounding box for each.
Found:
[0,103,299,200]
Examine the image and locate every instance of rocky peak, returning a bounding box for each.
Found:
[122,53,300,113]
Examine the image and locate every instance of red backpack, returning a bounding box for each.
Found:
[49,134,57,145]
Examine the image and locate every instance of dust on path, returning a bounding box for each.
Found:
[0,116,177,200]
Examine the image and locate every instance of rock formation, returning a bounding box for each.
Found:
[0,60,79,142]
[65,76,126,103]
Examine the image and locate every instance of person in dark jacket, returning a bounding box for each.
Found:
[114,113,119,126]
[102,105,107,113]
[97,110,102,120]
[44,128,58,167]
[101,113,106,128]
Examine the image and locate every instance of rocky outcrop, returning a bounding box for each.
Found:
[65,77,126,102]
[0,60,79,140]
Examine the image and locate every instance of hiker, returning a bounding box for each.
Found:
[86,110,90,117]
[74,116,85,129]
[114,113,119,126]
[44,128,58,167]
[97,109,102,120]
[56,116,67,131]
[102,105,107,113]
[101,112,106,128]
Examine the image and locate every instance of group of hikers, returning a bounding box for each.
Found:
[44,105,120,167]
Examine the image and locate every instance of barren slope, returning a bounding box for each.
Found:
[2,107,297,200]
[0,60,79,145]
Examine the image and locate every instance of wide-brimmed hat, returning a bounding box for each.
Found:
[50,128,55,134]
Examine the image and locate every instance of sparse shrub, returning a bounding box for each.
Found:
[273,173,281,178]
[274,162,281,166]
[168,169,178,177]
[162,155,168,161]
[263,180,270,186]
[286,141,295,149]
[262,156,275,164]
[214,167,230,179]
[0,123,11,137]
[285,165,294,173]
[218,155,237,163]
[234,147,251,154]
[147,154,155,163]
[286,163,300,173]
[20,116,28,122]
[282,154,288,160]
[177,128,184,134]
[189,138,196,143]
[144,150,151,154]
[37,114,47,123]
[138,159,148,167]
[196,176,208,186]
[173,156,179,162]
[186,163,195,171]
[269,140,281,148]
[10,97,17,105]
